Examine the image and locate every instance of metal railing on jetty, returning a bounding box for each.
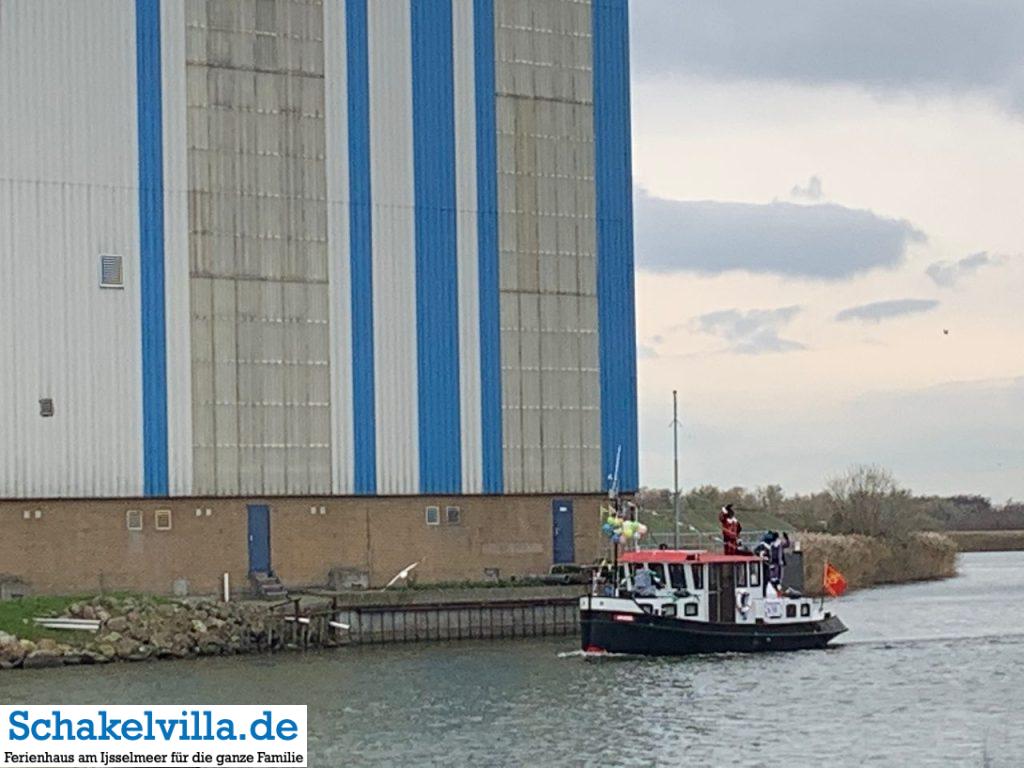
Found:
[259,594,580,651]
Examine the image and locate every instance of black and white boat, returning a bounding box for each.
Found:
[580,549,847,656]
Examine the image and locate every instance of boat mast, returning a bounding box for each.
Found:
[610,446,622,593]
[672,390,681,549]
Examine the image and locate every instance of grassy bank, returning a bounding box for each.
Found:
[1,595,283,670]
[0,595,90,642]
[800,532,957,595]
[0,593,164,643]
[945,530,1024,552]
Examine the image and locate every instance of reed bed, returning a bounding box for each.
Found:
[800,532,957,595]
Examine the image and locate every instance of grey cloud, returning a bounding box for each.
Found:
[791,175,823,201]
[636,193,926,279]
[632,1,1024,114]
[695,306,806,354]
[926,252,996,287]
[835,298,940,323]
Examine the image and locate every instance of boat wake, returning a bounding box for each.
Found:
[836,631,1024,649]
[557,648,646,661]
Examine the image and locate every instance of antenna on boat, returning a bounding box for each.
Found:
[609,445,623,592]
[608,445,622,502]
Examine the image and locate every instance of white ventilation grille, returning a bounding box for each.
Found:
[99,254,124,288]
[154,509,172,531]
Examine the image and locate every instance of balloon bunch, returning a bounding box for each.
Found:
[600,508,648,546]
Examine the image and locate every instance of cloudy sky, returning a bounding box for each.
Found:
[629,1,1024,500]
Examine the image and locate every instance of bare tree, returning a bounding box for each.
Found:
[825,465,916,538]
[756,484,785,516]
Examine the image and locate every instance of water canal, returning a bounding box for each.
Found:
[3,552,1022,766]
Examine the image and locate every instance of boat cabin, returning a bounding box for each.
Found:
[580,547,847,654]
[596,549,823,625]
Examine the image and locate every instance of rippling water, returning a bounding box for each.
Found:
[4,552,1023,767]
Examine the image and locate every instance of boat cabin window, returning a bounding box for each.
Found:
[748,562,761,587]
[668,564,687,590]
[622,563,667,590]
[691,564,704,590]
[661,604,677,618]
[684,602,698,617]
[708,563,719,592]
[647,563,666,586]
[735,563,748,587]
[800,603,811,617]
[786,604,797,618]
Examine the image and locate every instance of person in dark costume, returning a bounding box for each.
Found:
[755,531,791,593]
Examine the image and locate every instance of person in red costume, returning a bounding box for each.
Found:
[719,504,742,555]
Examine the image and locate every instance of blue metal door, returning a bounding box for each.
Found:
[552,500,575,564]
[247,505,271,573]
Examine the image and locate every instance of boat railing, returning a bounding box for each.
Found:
[647,530,775,551]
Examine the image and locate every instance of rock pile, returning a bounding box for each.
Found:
[0,596,281,670]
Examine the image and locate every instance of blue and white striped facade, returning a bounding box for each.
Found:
[0,0,637,500]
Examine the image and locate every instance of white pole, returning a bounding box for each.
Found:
[223,572,230,603]
[672,390,681,549]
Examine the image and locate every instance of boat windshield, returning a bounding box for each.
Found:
[668,563,686,590]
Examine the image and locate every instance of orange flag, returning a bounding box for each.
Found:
[823,562,848,597]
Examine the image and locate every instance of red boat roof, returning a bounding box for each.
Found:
[620,549,760,565]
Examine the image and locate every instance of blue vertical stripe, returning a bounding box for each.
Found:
[136,0,168,497]
[473,0,503,494]
[411,0,462,493]
[346,0,377,494]
[593,0,639,492]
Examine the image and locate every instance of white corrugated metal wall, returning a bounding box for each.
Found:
[0,1,145,498]
[162,0,194,497]
[0,0,622,500]
[367,0,420,495]
[324,0,355,495]
[453,0,484,494]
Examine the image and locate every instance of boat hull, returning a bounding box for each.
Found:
[581,610,847,656]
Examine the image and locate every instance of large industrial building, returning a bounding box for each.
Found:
[0,0,637,595]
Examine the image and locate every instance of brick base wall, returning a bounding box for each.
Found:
[0,495,604,596]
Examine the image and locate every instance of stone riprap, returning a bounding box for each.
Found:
[0,596,293,670]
